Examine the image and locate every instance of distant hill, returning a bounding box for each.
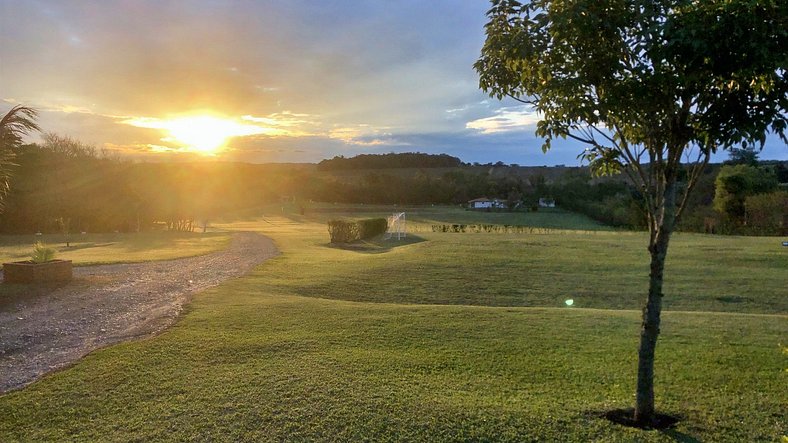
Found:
[317,152,462,171]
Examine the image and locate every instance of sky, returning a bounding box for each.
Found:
[1,0,785,166]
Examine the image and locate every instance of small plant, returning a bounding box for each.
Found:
[31,241,56,263]
[55,216,72,247]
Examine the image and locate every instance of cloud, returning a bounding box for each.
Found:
[4,2,784,166]
[466,107,542,134]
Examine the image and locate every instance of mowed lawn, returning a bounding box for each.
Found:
[254,212,787,314]
[0,211,786,441]
[0,231,231,265]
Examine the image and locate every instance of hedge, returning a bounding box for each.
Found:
[357,218,388,239]
[328,218,388,243]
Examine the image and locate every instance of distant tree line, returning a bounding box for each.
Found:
[1,145,784,235]
[317,152,462,171]
[0,137,304,234]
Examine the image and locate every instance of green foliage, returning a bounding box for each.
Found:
[328,218,388,243]
[317,152,462,171]
[745,191,788,235]
[476,0,787,157]
[714,164,778,223]
[430,223,575,234]
[475,0,788,239]
[0,145,300,234]
[476,2,787,419]
[549,174,645,229]
[327,219,359,243]
[30,241,55,263]
[356,218,388,239]
[726,146,760,166]
[0,105,39,213]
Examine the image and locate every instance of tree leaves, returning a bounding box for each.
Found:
[475,0,787,169]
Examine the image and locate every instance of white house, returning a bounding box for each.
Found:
[468,197,506,209]
[538,198,556,208]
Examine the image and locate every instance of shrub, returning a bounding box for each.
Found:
[745,191,788,235]
[328,218,389,243]
[357,218,388,239]
[31,241,56,263]
[327,219,358,243]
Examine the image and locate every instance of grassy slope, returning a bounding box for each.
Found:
[0,231,231,265]
[1,212,786,441]
[304,204,612,232]
[257,214,787,314]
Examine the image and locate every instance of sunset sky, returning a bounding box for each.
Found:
[2,1,785,165]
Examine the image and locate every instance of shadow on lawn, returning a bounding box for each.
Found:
[660,429,703,443]
[327,234,426,254]
[55,242,115,252]
[598,408,702,442]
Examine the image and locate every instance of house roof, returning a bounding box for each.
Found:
[468,197,491,203]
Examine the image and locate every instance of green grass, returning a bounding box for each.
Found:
[0,231,231,265]
[1,212,786,441]
[407,206,613,231]
[1,294,785,442]
[248,218,787,314]
[298,204,612,232]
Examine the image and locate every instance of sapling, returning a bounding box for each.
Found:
[31,241,56,263]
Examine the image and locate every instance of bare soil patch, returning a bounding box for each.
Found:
[0,232,278,394]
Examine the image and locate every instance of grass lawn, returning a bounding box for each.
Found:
[299,203,613,232]
[1,210,786,441]
[0,231,231,265]
[249,215,787,314]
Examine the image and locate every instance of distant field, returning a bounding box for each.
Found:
[1,209,786,441]
[412,207,611,231]
[293,204,613,232]
[0,231,231,265]
[243,210,787,314]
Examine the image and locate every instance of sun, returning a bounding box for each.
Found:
[161,116,264,154]
[123,114,279,155]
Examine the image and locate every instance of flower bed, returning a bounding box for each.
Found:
[3,260,73,283]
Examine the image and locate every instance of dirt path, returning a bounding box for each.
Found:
[0,232,278,394]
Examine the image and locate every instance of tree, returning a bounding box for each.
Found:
[0,105,40,212]
[714,164,778,225]
[725,145,760,166]
[744,190,788,235]
[475,0,787,426]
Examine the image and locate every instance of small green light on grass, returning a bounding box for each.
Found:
[565,299,574,306]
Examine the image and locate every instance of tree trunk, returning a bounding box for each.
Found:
[634,178,677,426]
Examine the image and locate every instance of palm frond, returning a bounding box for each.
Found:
[0,105,41,149]
[0,105,40,212]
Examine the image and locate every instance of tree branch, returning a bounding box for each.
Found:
[675,147,711,224]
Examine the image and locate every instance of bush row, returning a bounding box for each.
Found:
[328,218,388,243]
[431,224,562,234]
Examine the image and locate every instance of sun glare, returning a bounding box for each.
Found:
[123,114,279,154]
[163,116,256,153]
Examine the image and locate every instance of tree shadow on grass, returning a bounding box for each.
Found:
[595,408,702,442]
[327,234,426,254]
[55,242,115,253]
[660,429,703,443]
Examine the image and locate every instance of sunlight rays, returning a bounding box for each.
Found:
[122,114,286,154]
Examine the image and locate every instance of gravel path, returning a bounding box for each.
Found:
[0,232,278,394]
